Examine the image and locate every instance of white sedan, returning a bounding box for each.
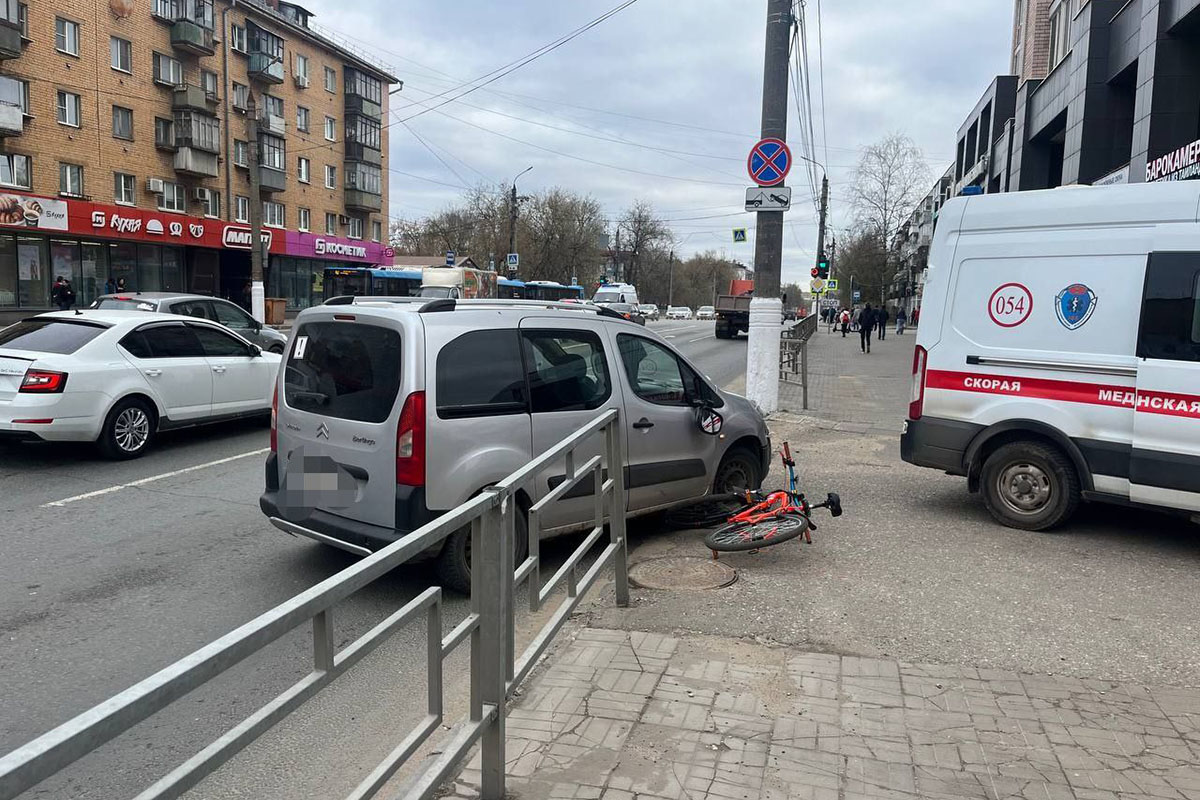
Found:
[0,310,282,458]
[666,306,693,320]
[697,305,716,320]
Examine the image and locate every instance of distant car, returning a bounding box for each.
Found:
[0,310,280,458]
[666,306,692,320]
[783,308,799,321]
[609,303,646,325]
[91,292,288,353]
[697,306,716,320]
[638,303,660,321]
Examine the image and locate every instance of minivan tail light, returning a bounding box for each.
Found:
[909,345,928,420]
[270,384,278,452]
[20,369,67,393]
[396,391,426,487]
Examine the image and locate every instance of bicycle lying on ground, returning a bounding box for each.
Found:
[665,442,842,554]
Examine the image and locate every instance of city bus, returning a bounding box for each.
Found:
[322,267,422,300]
[498,277,526,299]
[523,281,585,302]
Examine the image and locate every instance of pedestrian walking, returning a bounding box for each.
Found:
[50,276,75,310]
[912,307,920,327]
[859,304,875,353]
[839,308,850,337]
[896,307,907,335]
[877,306,889,342]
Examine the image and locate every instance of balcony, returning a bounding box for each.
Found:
[259,166,286,193]
[248,53,284,84]
[0,20,19,59]
[344,141,381,165]
[258,112,286,135]
[345,93,381,121]
[0,103,21,136]
[172,83,217,112]
[171,19,214,56]
[174,147,218,177]
[345,188,381,212]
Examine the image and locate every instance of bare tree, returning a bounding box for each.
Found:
[617,201,671,286]
[849,133,930,265]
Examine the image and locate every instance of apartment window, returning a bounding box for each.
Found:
[372,220,381,242]
[230,23,247,53]
[323,66,336,92]
[110,36,132,73]
[202,190,220,218]
[348,217,363,239]
[298,207,310,232]
[324,212,336,235]
[153,0,174,19]
[260,134,285,171]
[298,156,310,183]
[17,3,26,38]
[249,24,283,61]
[263,93,283,119]
[111,106,133,140]
[233,139,248,167]
[1047,3,1069,70]
[262,200,284,228]
[55,18,79,56]
[324,116,335,141]
[152,52,183,86]
[347,114,381,150]
[296,105,309,132]
[13,78,27,115]
[347,162,381,195]
[56,91,80,127]
[344,68,382,104]
[155,117,174,148]
[324,164,336,189]
[294,53,308,81]
[200,69,218,97]
[235,195,249,223]
[232,82,248,110]
[0,153,30,188]
[59,163,83,197]
[114,172,134,205]
[175,111,219,152]
[160,181,185,212]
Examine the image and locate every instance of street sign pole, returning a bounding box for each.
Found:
[746,0,791,415]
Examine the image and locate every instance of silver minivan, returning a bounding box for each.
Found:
[260,299,770,591]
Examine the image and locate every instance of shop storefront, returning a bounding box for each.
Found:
[0,191,392,320]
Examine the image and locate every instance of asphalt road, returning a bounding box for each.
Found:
[0,318,741,799]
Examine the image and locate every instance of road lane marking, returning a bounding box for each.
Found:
[41,448,271,508]
[688,335,711,343]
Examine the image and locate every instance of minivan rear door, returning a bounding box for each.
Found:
[1130,251,1200,511]
[278,315,405,529]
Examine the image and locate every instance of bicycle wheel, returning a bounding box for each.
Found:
[704,513,809,552]
[665,494,753,529]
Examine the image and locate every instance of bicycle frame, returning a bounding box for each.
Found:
[727,444,809,526]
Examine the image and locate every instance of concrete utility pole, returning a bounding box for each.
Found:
[508,166,532,275]
[746,0,792,414]
[246,92,265,323]
[811,175,829,318]
[667,249,674,305]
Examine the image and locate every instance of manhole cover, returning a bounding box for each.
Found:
[629,556,738,590]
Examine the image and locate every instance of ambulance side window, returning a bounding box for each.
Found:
[1137,252,1200,362]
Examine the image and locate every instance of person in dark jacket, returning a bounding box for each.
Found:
[50,276,75,310]
[876,306,889,341]
[859,304,875,353]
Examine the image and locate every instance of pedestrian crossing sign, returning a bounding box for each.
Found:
[826,279,839,290]
[732,228,747,243]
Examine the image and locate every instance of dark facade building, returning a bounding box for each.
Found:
[955,76,1019,195]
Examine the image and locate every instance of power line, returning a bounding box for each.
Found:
[816,0,830,173]
[401,122,470,188]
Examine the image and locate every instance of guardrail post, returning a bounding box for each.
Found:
[606,413,630,608]
[477,494,508,799]
[801,340,809,410]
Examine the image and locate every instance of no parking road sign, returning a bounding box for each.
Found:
[748,137,792,187]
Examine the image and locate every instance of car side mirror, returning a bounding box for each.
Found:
[697,408,723,435]
[252,319,263,330]
[249,344,262,357]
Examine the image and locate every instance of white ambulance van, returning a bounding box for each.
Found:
[902,182,1200,530]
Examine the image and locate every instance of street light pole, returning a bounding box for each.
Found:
[507,166,532,275]
[246,91,265,323]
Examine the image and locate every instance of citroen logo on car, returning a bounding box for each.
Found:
[316,422,330,440]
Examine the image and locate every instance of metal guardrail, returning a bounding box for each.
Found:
[0,410,629,800]
[780,314,818,409]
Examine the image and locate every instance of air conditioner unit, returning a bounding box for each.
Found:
[293,74,309,89]
[192,188,210,202]
[338,214,351,225]
[146,178,165,194]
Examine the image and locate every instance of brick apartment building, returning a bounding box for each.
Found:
[0,0,396,322]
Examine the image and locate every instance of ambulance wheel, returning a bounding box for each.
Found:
[980,441,1080,531]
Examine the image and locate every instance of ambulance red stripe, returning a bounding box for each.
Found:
[925,369,1200,419]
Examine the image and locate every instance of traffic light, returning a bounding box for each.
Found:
[816,253,830,280]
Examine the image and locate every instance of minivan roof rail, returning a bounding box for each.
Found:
[419,298,456,313]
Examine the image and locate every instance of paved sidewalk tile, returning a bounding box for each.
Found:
[445,629,1200,800]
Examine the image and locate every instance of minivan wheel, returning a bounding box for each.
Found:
[980,441,1080,531]
[436,507,529,595]
[713,447,762,495]
[98,398,156,460]
[268,343,285,354]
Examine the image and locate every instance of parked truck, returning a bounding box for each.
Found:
[714,279,754,339]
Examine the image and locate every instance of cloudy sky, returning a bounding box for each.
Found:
[301,0,1012,284]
